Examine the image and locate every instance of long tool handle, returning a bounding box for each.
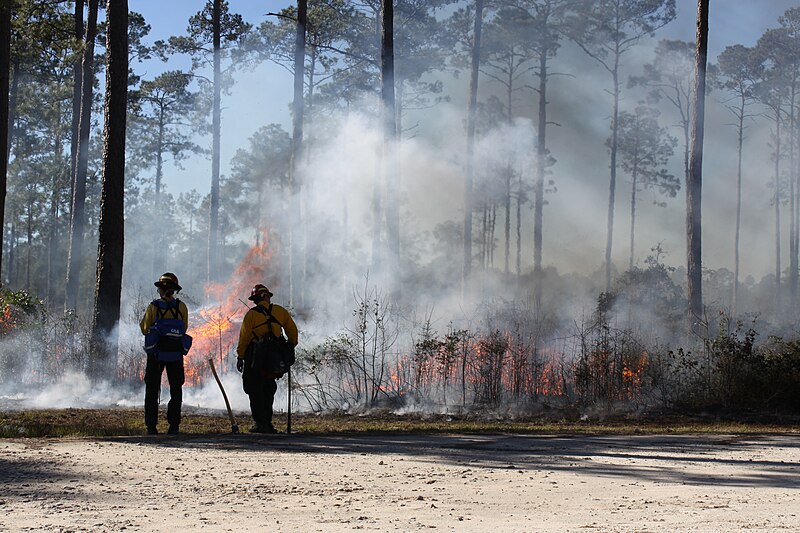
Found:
[208,358,238,433]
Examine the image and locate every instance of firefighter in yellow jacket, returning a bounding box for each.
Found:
[236,284,298,433]
[140,272,189,435]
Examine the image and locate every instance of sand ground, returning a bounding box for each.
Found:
[1,431,799,532]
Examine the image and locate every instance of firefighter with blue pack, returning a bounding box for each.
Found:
[140,272,191,435]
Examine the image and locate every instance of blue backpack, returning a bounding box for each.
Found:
[144,299,192,362]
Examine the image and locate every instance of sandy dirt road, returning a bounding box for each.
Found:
[1,432,799,532]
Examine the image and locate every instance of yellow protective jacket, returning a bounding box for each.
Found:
[139,298,189,335]
[236,301,298,359]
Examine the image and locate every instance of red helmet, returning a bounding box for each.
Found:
[248,284,273,301]
[155,272,182,292]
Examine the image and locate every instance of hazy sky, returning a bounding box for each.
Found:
[128,0,800,282]
[131,0,800,131]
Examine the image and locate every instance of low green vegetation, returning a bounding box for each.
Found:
[1,408,797,439]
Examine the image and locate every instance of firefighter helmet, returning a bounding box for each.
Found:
[155,272,182,292]
[248,284,273,301]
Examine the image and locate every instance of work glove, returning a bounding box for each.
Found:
[236,358,244,373]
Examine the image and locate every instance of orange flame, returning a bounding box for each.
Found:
[536,359,565,397]
[183,232,277,386]
[0,305,23,335]
[621,351,648,398]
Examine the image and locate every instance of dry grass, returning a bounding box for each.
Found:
[1,408,798,438]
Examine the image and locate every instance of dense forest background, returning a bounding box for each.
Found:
[1,0,799,416]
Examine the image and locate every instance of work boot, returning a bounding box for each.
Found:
[168,425,179,435]
[250,424,278,434]
[146,427,158,435]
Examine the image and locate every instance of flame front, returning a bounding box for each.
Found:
[183,232,276,386]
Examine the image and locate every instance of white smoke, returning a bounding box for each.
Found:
[5,1,800,412]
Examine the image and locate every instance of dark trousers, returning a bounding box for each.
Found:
[243,368,277,427]
[144,355,185,429]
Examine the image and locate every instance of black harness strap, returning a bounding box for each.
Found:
[251,304,282,341]
[155,299,184,322]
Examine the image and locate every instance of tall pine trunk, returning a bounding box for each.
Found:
[682,107,691,186]
[69,0,84,214]
[605,55,620,291]
[381,0,399,277]
[463,0,484,290]
[91,0,128,380]
[516,171,522,278]
[480,205,487,269]
[47,132,63,303]
[208,0,222,284]
[0,0,9,283]
[25,202,31,289]
[732,93,744,318]
[629,162,638,271]
[504,70,512,276]
[533,48,547,310]
[795,79,800,310]
[65,0,98,311]
[301,45,318,307]
[488,204,494,268]
[774,106,782,311]
[790,81,797,307]
[504,165,511,275]
[8,55,16,160]
[7,218,14,285]
[151,106,165,279]
[687,0,709,325]
[288,0,306,307]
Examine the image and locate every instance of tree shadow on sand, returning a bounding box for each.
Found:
[0,453,89,501]
[106,432,800,490]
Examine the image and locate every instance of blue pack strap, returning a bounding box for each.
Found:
[144,298,191,361]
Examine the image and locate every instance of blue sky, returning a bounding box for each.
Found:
[130,2,295,194]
